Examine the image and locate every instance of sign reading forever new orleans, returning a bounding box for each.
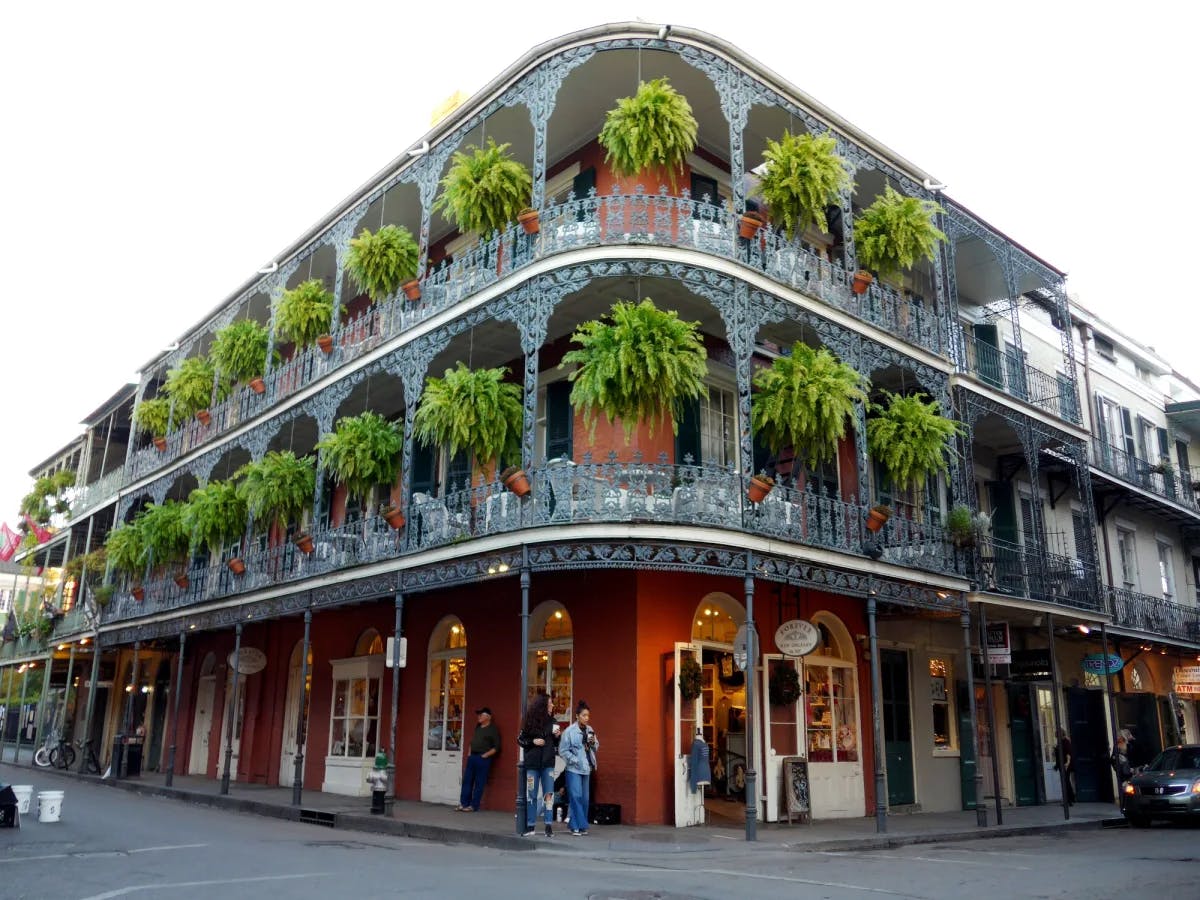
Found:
[775,619,820,657]
[228,647,267,675]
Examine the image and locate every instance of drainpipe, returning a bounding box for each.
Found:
[221,624,242,795]
[165,629,186,787]
[387,593,403,811]
[516,545,530,836]
[962,606,987,826]
[743,555,758,842]
[868,594,888,833]
[293,608,312,806]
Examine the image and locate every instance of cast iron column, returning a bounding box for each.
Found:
[962,608,987,826]
[61,643,77,738]
[13,665,30,763]
[120,642,141,779]
[165,629,186,786]
[1099,623,1120,806]
[516,545,530,836]
[80,636,102,773]
[743,554,758,842]
[0,667,11,758]
[868,596,888,832]
[221,623,243,795]
[388,594,404,811]
[977,607,1002,825]
[36,648,54,754]
[292,609,312,806]
[1047,615,1070,820]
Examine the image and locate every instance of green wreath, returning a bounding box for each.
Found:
[769,665,802,706]
[678,654,703,702]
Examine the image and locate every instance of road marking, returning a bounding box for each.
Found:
[0,844,208,865]
[691,867,916,895]
[127,844,208,854]
[816,851,1031,870]
[78,872,329,900]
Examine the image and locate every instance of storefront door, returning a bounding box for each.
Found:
[218,672,246,780]
[421,625,466,805]
[1007,684,1037,805]
[881,649,915,806]
[762,654,802,822]
[673,642,705,827]
[1035,685,1061,803]
[1067,687,1110,802]
[188,675,215,775]
[279,642,310,788]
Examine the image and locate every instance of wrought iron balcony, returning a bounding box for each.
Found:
[100,456,968,625]
[973,535,1100,611]
[68,468,126,519]
[1110,585,1200,643]
[126,188,949,483]
[960,334,1081,425]
[1089,439,1200,512]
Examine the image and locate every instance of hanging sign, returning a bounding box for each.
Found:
[1009,649,1053,682]
[733,624,752,671]
[228,647,267,675]
[1081,653,1124,676]
[985,622,1010,665]
[775,619,820,658]
[385,636,408,669]
[1172,665,1200,696]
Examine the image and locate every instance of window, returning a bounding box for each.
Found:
[1157,541,1175,601]
[527,603,573,721]
[1093,334,1116,362]
[804,615,859,764]
[1117,529,1138,588]
[699,387,736,468]
[929,657,957,752]
[426,619,466,752]
[535,380,573,462]
[328,656,383,760]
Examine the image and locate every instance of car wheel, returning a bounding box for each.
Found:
[1127,814,1150,828]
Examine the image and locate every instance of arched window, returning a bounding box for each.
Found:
[1128,660,1153,693]
[804,612,860,764]
[690,592,744,643]
[355,629,384,657]
[426,617,467,751]
[528,603,572,720]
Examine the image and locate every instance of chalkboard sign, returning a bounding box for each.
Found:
[782,755,811,824]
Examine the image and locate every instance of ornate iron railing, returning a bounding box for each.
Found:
[126,188,949,482]
[961,335,1080,425]
[1089,440,1199,512]
[69,468,126,518]
[98,456,968,625]
[974,535,1100,610]
[1110,586,1200,643]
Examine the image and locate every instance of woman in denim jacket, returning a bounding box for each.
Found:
[558,700,599,835]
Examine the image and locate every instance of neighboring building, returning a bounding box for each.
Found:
[3,24,1197,826]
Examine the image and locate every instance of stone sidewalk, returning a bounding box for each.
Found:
[1,748,1120,856]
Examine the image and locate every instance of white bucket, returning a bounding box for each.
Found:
[36,790,64,823]
[12,785,33,815]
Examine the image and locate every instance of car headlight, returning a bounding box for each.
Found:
[1191,780,1200,795]
[1123,782,1136,796]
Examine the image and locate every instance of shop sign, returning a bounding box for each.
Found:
[228,647,267,675]
[985,622,1010,665]
[1172,665,1200,696]
[733,623,753,671]
[775,619,820,657]
[1081,653,1123,676]
[1009,649,1053,682]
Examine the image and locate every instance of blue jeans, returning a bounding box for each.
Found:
[566,770,590,832]
[526,766,555,827]
[459,753,492,810]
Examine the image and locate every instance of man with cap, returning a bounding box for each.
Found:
[457,707,500,811]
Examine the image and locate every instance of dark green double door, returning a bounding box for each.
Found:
[881,649,915,806]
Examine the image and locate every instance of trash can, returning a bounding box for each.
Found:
[125,738,144,777]
[112,735,126,778]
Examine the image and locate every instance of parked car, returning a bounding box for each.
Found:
[1122,744,1200,827]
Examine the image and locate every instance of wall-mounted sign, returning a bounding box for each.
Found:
[228,647,267,675]
[775,619,820,658]
[1172,665,1200,696]
[733,624,753,671]
[1009,649,1053,682]
[1081,653,1123,676]
[985,622,1011,665]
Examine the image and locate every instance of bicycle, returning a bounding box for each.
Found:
[33,728,63,768]
[35,729,77,770]
[76,738,101,775]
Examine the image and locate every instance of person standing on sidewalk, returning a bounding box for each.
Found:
[517,693,558,837]
[457,707,500,812]
[559,700,599,836]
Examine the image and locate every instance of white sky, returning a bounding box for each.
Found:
[3,1,1196,526]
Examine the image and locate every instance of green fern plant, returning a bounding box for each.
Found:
[866,391,964,493]
[276,279,339,348]
[414,363,523,478]
[138,500,192,570]
[19,469,76,524]
[757,131,852,239]
[344,225,420,302]
[164,355,224,417]
[751,343,868,467]
[433,139,532,238]
[210,319,274,385]
[133,396,171,439]
[316,411,402,511]
[236,451,316,534]
[183,480,248,558]
[562,298,708,441]
[853,184,947,281]
[599,78,697,187]
[106,521,146,579]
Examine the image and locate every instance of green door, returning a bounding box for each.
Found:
[880,649,915,806]
[1007,685,1038,805]
[957,681,978,809]
[972,323,1003,388]
[987,481,1021,592]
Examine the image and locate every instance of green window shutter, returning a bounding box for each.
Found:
[675,396,701,465]
[972,324,1002,388]
[446,449,472,493]
[410,442,437,500]
[572,167,596,221]
[690,172,719,217]
[546,380,573,461]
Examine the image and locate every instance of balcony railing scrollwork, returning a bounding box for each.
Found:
[961,335,1081,425]
[973,535,1100,611]
[1089,439,1200,513]
[1110,586,1200,643]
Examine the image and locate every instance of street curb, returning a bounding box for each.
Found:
[785,817,1104,853]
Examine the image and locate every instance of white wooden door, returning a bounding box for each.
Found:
[279,658,306,788]
[761,654,803,822]
[673,642,705,827]
[188,676,215,775]
[420,654,466,804]
[218,673,246,781]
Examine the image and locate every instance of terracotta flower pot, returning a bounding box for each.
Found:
[866,506,891,533]
[153,437,168,452]
[196,409,212,427]
[173,572,190,589]
[382,507,406,530]
[851,270,874,295]
[248,377,266,395]
[317,335,334,354]
[402,279,422,302]
[227,557,247,575]
[518,208,541,235]
[294,533,315,555]
[131,585,145,602]
[503,468,532,497]
[747,476,774,504]
[739,213,764,240]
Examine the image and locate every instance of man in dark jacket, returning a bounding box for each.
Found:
[457,708,500,811]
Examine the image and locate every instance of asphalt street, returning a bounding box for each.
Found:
[2,765,1196,900]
